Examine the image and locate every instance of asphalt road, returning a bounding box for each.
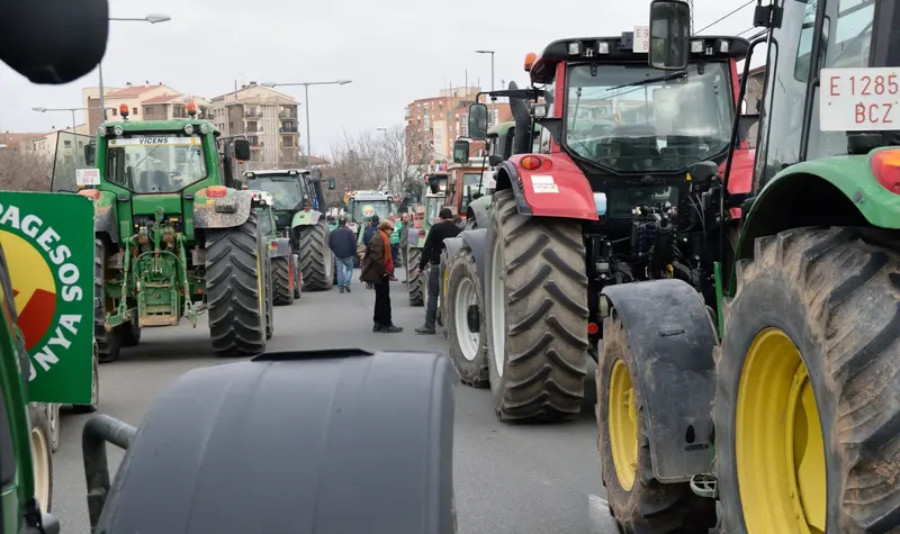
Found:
[49,268,616,534]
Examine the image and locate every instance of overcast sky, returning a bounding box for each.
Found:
[0,0,757,155]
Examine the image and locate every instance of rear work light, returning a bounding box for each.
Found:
[206,186,228,198]
[521,155,550,171]
[871,150,900,195]
[78,189,100,200]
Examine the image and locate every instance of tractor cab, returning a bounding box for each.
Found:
[243,169,312,230]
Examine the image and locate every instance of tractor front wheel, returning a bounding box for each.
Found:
[205,211,268,356]
[484,190,588,422]
[716,227,900,534]
[598,316,715,533]
[406,245,425,306]
[28,403,53,512]
[446,248,488,388]
[297,218,334,291]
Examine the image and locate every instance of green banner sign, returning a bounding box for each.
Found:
[0,192,94,403]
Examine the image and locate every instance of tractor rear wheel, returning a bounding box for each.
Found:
[297,218,334,291]
[94,239,120,363]
[406,245,425,306]
[205,211,267,356]
[265,252,274,341]
[28,403,52,512]
[598,316,716,533]
[118,319,141,347]
[272,256,295,306]
[716,227,900,534]
[485,190,589,421]
[446,248,488,388]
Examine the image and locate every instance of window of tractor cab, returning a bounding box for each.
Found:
[259,210,274,235]
[460,172,483,212]
[351,200,391,223]
[244,175,306,210]
[106,134,208,193]
[564,62,733,173]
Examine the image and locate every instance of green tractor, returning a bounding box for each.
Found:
[250,189,301,306]
[346,190,395,265]
[592,2,900,534]
[79,106,275,360]
[242,169,336,291]
[406,175,448,306]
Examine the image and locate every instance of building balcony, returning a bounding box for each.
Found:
[279,110,297,119]
[280,126,298,133]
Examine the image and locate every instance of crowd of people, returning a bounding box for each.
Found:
[327,207,460,334]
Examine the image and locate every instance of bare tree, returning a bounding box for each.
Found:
[0,149,53,191]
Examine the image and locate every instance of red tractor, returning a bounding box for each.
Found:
[441,30,756,421]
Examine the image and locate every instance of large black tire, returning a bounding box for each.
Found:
[118,319,141,347]
[484,190,589,422]
[446,248,488,388]
[272,256,295,306]
[28,403,53,512]
[205,211,268,356]
[297,218,334,291]
[95,351,457,533]
[715,227,900,534]
[264,250,274,341]
[73,348,100,413]
[94,239,121,363]
[406,245,425,306]
[598,316,715,534]
[292,256,302,299]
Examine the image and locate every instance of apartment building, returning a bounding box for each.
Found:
[405,87,512,165]
[209,83,301,169]
[82,82,213,133]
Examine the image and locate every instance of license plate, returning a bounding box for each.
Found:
[820,68,900,131]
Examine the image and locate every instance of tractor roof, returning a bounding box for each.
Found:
[529,33,750,84]
[99,118,220,135]
[245,169,311,178]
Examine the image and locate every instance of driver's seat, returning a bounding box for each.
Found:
[139,170,170,193]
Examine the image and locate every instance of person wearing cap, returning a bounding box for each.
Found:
[415,207,461,335]
[328,216,357,293]
[360,219,402,333]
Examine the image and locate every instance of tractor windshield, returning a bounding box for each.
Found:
[106,134,208,193]
[351,200,391,223]
[460,172,483,212]
[565,62,733,173]
[244,176,305,210]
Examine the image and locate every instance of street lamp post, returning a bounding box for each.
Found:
[262,80,352,167]
[475,50,495,91]
[99,14,171,122]
[376,126,392,193]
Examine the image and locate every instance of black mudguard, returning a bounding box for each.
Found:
[96,350,456,534]
[94,204,119,244]
[496,161,532,216]
[267,237,292,259]
[458,228,487,290]
[193,190,254,229]
[601,279,717,483]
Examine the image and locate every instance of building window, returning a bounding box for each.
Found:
[133,107,138,116]
[112,108,118,116]
[282,136,294,147]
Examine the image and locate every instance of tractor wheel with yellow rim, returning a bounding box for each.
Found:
[715,227,900,534]
[598,315,716,534]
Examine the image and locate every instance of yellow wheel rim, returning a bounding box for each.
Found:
[736,328,826,534]
[608,359,638,491]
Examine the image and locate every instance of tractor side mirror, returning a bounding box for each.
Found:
[468,103,489,140]
[688,161,719,185]
[649,0,691,71]
[233,139,251,161]
[429,181,440,195]
[488,154,503,167]
[327,177,336,190]
[83,144,96,166]
[453,140,470,164]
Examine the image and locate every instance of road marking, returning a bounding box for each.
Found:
[588,494,616,534]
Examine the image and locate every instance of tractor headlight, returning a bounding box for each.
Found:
[113,126,124,136]
[184,124,195,135]
[98,126,107,137]
[199,124,209,135]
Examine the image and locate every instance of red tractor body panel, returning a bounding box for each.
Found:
[507,153,599,221]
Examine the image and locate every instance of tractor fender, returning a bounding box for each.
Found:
[466,195,491,229]
[458,228,487,290]
[192,190,254,229]
[291,209,322,229]
[93,203,119,244]
[443,236,464,265]
[95,349,457,533]
[267,237,292,259]
[601,279,717,483]
[495,154,598,221]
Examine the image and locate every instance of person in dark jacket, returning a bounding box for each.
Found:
[415,207,461,334]
[362,215,380,245]
[328,217,357,293]
[360,220,402,333]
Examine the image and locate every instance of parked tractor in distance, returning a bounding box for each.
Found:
[77,105,274,359]
[406,175,448,306]
[347,190,395,264]
[242,169,336,291]
[250,190,300,306]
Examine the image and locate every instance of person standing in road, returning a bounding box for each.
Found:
[328,217,356,293]
[415,207,461,335]
[361,220,403,333]
[363,214,379,245]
